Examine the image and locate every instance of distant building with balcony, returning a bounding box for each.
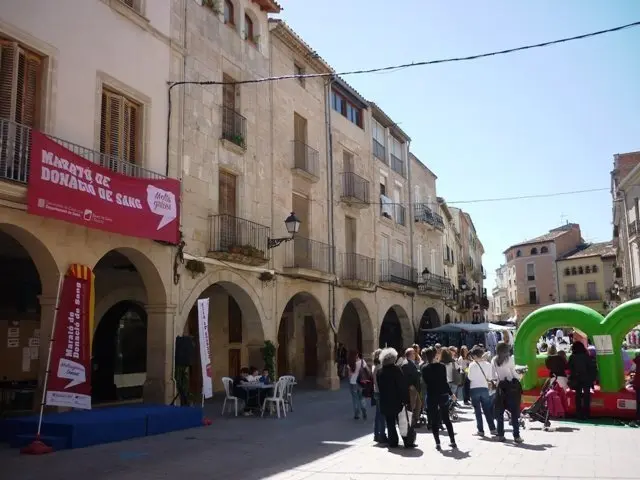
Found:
[611,151,640,302]
[556,242,617,314]
[492,264,510,321]
[503,223,583,324]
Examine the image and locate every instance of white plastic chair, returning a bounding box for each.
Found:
[280,375,296,412]
[221,377,243,416]
[261,378,287,418]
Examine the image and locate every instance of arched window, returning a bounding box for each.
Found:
[571,267,577,275]
[516,250,522,257]
[564,267,571,276]
[224,0,234,25]
[530,247,538,255]
[244,14,255,43]
[585,265,591,274]
[578,266,584,275]
[540,246,549,254]
[592,265,599,273]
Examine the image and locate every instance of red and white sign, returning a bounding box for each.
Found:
[45,265,95,410]
[27,131,180,244]
[197,298,213,399]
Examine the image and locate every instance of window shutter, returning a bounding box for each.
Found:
[0,41,40,126]
[0,41,17,121]
[100,90,139,167]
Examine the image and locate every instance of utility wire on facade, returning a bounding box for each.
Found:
[168,21,640,88]
[337,187,609,206]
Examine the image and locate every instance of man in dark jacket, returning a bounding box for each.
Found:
[401,348,422,427]
[377,348,414,448]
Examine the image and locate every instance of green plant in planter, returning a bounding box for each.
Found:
[203,0,221,14]
[232,134,245,148]
[262,340,277,380]
[185,259,206,277]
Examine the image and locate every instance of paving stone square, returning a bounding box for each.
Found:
[2,387,639,479]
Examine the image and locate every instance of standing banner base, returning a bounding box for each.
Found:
[20,436,53,455]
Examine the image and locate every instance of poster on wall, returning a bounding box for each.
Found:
[45,264,95,410]
[26,131,181,244]
[197,298,213,399]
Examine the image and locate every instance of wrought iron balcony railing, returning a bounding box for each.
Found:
[284,236,333,274]
[390,153,405,177]
[563,293,602,302]
[341,253,375,284]
[209,214,270,261]
[340,171,370,204]
[379,259,417,287]
[372,139,386,162]
[0,118,167,185]
[293,140,319,178]
[221,106,247,149]
[380,203,406,226]
[418,273,452,295]
[413,203,445,230]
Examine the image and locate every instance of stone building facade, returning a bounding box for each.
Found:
[0,0,488,410]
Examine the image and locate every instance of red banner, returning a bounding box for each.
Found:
[27,131,180,244]
[45,264,95,410]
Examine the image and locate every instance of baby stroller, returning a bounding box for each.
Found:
[520,376,560,430]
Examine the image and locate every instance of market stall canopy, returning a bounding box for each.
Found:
[422,323,516,333]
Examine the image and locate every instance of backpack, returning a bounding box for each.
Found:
[451,365,463,386]
[545,387,565,418]
[357,360,373,398]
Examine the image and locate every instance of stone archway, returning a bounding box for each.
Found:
[0,224,60,411]
[379,305,412,352]
[337,299,375,359]
[277,292,334,388]
[183,279,265,394]
[445,313,451,324]
[417,307,441,347]
[91,248,168,403]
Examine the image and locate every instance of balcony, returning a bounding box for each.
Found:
[443,253,454,266]
[340,172,370,206]
[372,139,386,163]
[341,253,375,287]
[208,214,269,266]
[0,118,167,202]
[418,273,453,297]
[528,296,540,305]
[379,259,417,288]
[629,220,638,238]
[458,295,473,311]
[221,106,247,151]
[563,293,603,302]
[390,154,405,177]
[284,236,334,280]
[413,203,445,230]
[292,140,319,181]
[380,203,406,226]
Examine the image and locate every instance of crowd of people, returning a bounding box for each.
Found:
[346,340,526,450]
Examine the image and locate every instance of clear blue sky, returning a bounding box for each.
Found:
[275,0,640,290]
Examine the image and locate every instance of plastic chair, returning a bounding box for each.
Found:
[280,375,296,412]
[261,378,287,418]
[221,377,243,416]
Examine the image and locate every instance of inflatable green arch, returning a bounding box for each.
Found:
[514,299,640,392]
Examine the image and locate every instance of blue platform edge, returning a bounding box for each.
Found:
[1,405,204,450]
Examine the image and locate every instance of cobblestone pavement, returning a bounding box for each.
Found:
[2,386,640,479]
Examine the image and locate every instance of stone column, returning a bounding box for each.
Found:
[144,303,176,404]
[316,327,339,390]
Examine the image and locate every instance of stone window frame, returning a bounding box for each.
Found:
[94,71,152,172]
[103,0,151,31]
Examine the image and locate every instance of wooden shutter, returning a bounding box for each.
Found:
[343,151,353,172]
[0,41,41,126]
[345,217,356,253]
[222,75,235,110]
[100,89,140,165]
[293,113,306,143]
[218,170,237,215]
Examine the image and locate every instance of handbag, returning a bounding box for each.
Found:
[475,361,496,393]
[397,406,409,437]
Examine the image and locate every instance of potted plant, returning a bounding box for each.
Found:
[185,259,206,278]
[262,340,276,380]
[202,0,221,14]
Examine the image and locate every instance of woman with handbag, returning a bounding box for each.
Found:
[347,351,368,420]
[421,347,457,450]
[467,346,497,437]
[492,342,524,443]
[376,348,415,449]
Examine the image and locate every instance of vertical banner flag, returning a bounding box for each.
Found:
[46,264,95,409]
[197,298,213,399]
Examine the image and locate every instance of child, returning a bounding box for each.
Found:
[259,368,271,384]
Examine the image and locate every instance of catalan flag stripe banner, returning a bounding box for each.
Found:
[45,264,95,410]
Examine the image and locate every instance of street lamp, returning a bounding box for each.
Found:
[267,212,301,249]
